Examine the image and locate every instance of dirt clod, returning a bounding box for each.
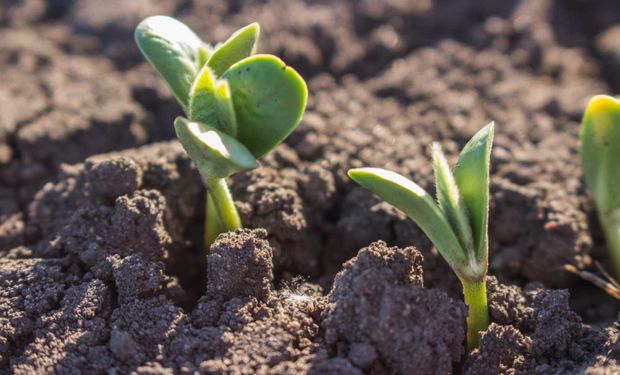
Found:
[112,254,165,303]
[207,229,273,302]
[464,323,531,375]
[86,157,143,200]
[323,241,466,375]
[531,289,583,358]
[487,276,534,330]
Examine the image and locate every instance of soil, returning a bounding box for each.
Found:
[1,0,620,373]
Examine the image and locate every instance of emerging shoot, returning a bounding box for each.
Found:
[136,16,307,248]
[580,95,620,276]
[348,123,494,351]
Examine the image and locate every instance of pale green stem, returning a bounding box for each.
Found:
[204,193,223,250]
[601,209,620,278]
[205,178,242,237]
[461,277,489,351]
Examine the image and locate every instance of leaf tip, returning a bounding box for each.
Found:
[348,168,377,185]
[431,142,444,158]
[585,95,620,117]
[347,168,364,181]
[481,121,495,139]
[135,15,193,43]
[237,22,261,52]
[246,22,260,36]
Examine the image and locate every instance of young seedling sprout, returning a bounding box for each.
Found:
[135,16,307,247]
[580,95,620,276]
[348,123,494,350]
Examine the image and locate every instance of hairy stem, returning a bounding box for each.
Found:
[205,178,242,237]
[204,193,223,249]
[461,277,489,351]
[601,209,620,278]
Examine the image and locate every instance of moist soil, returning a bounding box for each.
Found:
[2,0,620,374]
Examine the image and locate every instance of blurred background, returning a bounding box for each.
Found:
[1,0,620,293]
[1,0,619,195]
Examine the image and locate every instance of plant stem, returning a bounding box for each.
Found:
[205,177,242,238]
[601,209,620,278]
[462,277,489,351]
[204,193,222,249]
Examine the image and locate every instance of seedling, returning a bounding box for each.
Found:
[135,16,307,247]
[580,95,620,276]
[348,123,494,350]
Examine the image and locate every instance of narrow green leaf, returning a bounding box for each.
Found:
[207,23,260,77]
[135,16,206,109]
[432,143,475,257]
[197,46,212,69]
[453,122,495,263]
[188,66,238,136]
[348,168,469,273]
[580,95,620,215]
[174,117,258,180]
[223,54,307,158]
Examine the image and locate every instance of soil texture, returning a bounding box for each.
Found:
[2,0,620,373]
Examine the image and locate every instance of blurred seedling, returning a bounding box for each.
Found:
[580,95,620,276]
[348,123,495,351]
[135,16,307,247]
[573,95,620,297]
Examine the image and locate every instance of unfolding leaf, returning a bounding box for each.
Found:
[453,122,494,262]
[432,143,474,257]
[135,16,206,109]
[208,23,260,77]
[174,117,258,180]
[223,54,307,158]
[189,66,238,136]
[348,168,469,274]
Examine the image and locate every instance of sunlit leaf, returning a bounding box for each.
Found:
[135,16,207,109]
[223,54,307,158]
[189,66,238,136]
[580,95,620,215]
[208,23,260,77]
[174,117,257,179]
[348,167,469,273]
[432,143,474,257]
[453,122,494,262]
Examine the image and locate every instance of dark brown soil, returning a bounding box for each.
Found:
[2,0,620,373]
